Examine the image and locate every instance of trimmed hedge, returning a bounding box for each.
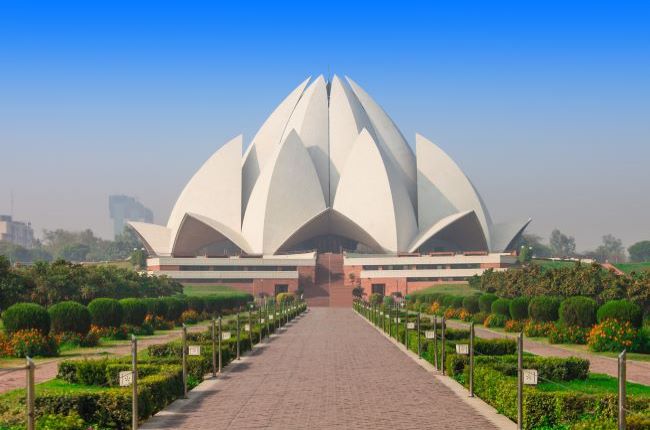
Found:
[509,297,530,321]
[2,302,50,335]
[597,299,643,328]
[479,293,498,313]
[88,298,123,328]
[48,301,91,335]
[528,296,561,322]
[559,296,597,328]
[462,295,480,313]
[143,298,168,318]
[119,298,148,326]
[491,298,511,317]
[161,296,186,321]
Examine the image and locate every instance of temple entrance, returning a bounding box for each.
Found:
[304,252,349,307]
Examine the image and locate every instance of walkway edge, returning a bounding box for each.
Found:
[357,312,517,430]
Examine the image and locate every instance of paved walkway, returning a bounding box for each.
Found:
[445,320,650,385]
[0,324,208,394]
[143,308,501,429]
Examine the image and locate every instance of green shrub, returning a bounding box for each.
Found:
[276,292,296,304]
[528,296,561,322]
[451,296,464,309]
[119,298,148,326]
[186,296,205,313]
[143,298,168,318]
[441,295,455,308]
[48,301,91,335]
[472,311,489,324]
[474,338,516,355]
[597,300,644,328]
[369,293,383,305]
[462,295,480,313]
[559,296,597,327]
[484,313,507,328]
[35,412,86,430]
[2,302,51,335]
[383,296,394,307]
[548,323,589,344]
[162,297,185,321]
[479,293,498,313]
[509,297,530,320]
[491,298,511,317]
[588,319,639,352]
[524,320,553,337]
[88,298,123,328]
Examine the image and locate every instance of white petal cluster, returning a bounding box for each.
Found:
[130,76,530,256]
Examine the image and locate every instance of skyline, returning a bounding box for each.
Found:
[1,1,649,251]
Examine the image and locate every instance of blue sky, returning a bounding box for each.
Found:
[1,1,649,250]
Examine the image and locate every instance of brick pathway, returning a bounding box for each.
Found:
[0,324,208,394]
[142,308,499,430]
[445,320,650,385]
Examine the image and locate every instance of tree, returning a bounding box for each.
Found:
[628,241,650,262]
[519,234,552,258]
[518,245,533,264]
[549,229,576,257]
[587,234,626,263]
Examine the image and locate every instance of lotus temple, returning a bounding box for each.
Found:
[129,75,531,307]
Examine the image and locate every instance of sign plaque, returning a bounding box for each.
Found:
[523,369,538,385]
[222,331,232,340]
[244,324,251,332]
[407,322,415,329]
[425,330,436,339]
[119,371,133,387]
[188,345,201,356]
[455,344,469,355]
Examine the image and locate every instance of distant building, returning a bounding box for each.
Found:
[0,215,35,248]
[109,195,153,238]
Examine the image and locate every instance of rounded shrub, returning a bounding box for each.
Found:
[479,293,498,313]
[559,296,597,327]
[383,295,394,307]
[2,303,50,335]
[187,296,205,313]
[48,301,91,335]
[88,298,123,328]
[528,296,561,322]
[276,292,296,304]
[451,296,464,309]
[143,298,167,318]
[509,297,530,321]
[440,295,455,308]
[462,295,480,313]
[597,300,643,328]
[119,298,148,326]
[491,298,512,317]
[162,296,186,321]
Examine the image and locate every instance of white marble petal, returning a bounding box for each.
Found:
[128,222,171,256]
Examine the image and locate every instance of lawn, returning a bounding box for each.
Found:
[183,284,241,296]
[531,259,588,270]
[614,262,650,274]
[409,283,479,297]
[537,373,650,397]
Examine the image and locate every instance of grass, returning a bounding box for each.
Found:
[183,284,241,296]
[537,373,650,397]
[531,259,589,270]
[614,262,650,274]
[409,283,479,297]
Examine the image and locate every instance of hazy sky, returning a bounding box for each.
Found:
[1,1,649,251]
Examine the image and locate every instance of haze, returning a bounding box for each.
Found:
[1,1,648,251]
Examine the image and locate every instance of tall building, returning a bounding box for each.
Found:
[0,215,35,248]
[108,195,153,238]
[129,75,530,306]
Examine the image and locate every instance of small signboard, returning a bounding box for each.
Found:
[222,331,232,340]
[261,318,265,323]
[380,311,384,316]
[385,315,389,319]
[269,315,274,321]
[523,369,538,385]
[188,345,201,356]
[425,330,436,339]
[244,323,251,332]
[119,371,133,387]
[455,344,469,355]
[407,322,415,329]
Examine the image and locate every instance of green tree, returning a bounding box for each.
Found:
[628,240,650,262]
[586,234,626,263]
[549,229,576,257]
[518,234,552,258]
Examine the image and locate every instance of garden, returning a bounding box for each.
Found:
[354,300,650,429]
[0,292,305,429]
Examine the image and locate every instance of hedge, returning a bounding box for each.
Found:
[528,296,561,322]
[559,296,597,328]
[48,301,91,335]
[119,298,148,326]
[491,298,512,317]
[509,297,530,321]
[2,303,51,335]
[462,296,480,313]
[161,296,186,321]
[597,300,644,328]
[88,298,123,328]
[479,293,498,313]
